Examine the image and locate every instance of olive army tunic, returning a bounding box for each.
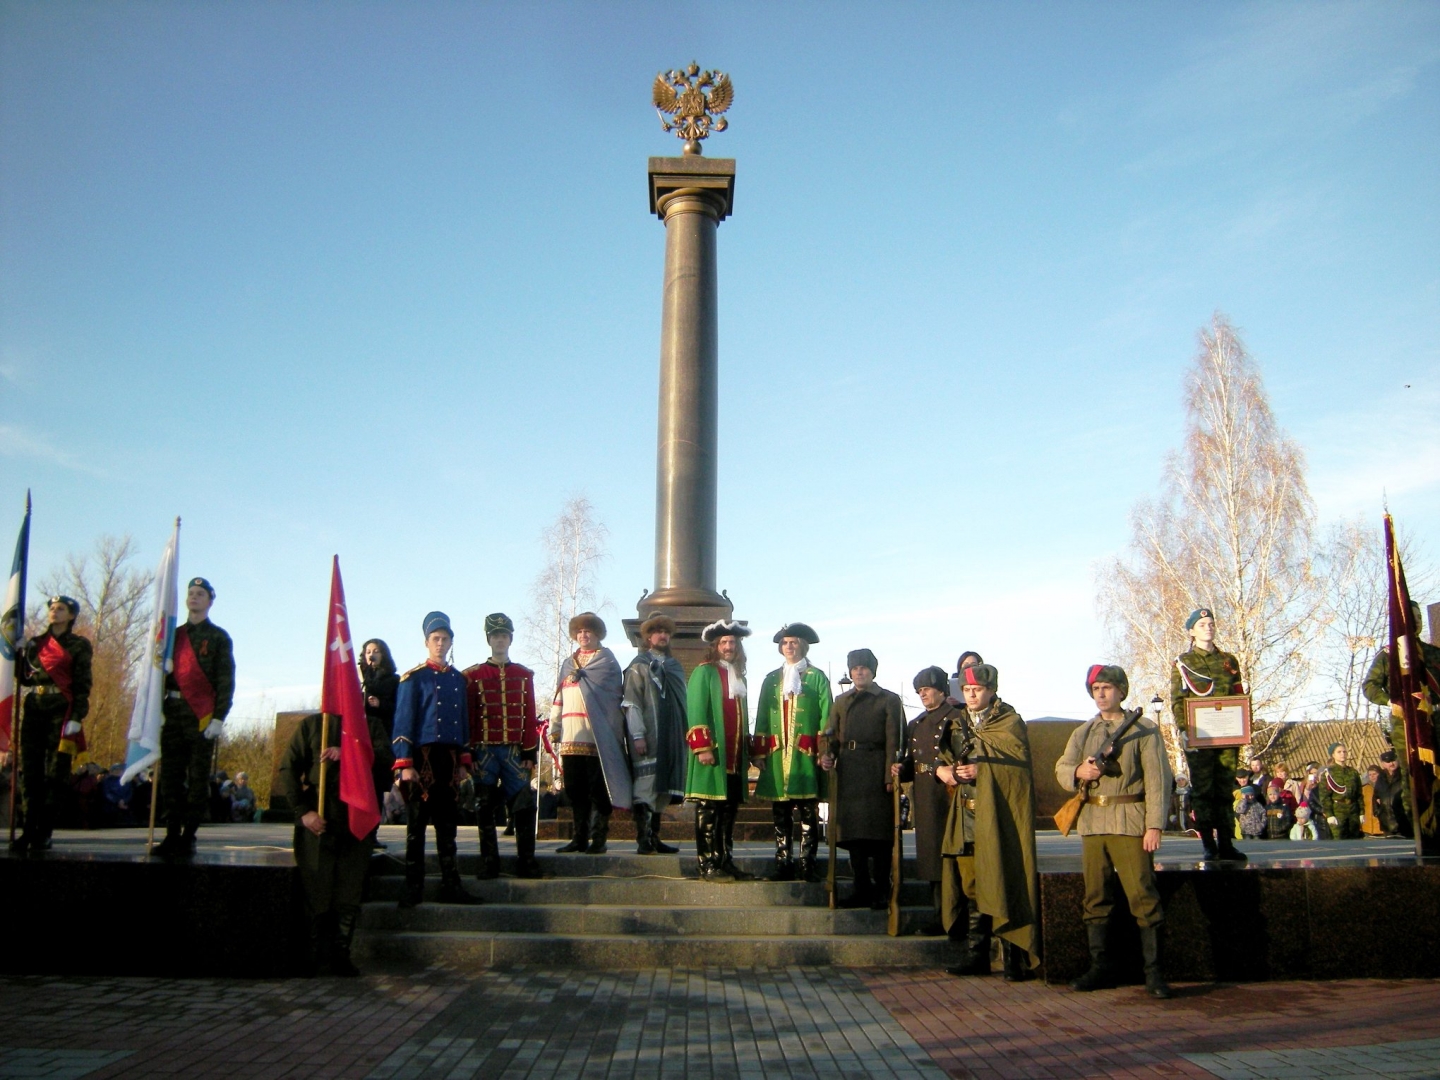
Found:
[1320,764,1365,840]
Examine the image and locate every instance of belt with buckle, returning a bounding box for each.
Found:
[838,740,884,751]
[26,685,62,696]
[916,762,935,774]
[1090,793,1144,807]
[959,797,977,811]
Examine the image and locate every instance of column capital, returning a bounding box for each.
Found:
[649,156,735,221]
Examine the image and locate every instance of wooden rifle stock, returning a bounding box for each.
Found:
[888,748,903,936]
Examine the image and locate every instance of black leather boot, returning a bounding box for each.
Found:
[946,908,993,976]
[1140,924,1173,998]
[840,850,872,908]
[766,803,795,880]
[179,822,199,857]
[1002,941,1033,982]
[718,801,752,880]
[796,801,822,883]
[331,907,362,977]
[1070,922,1115,991]
[869,852,891,912]
[1216,830,1247,864]
[1199,827,1219,861]
[476,796,501,879]
[696,803,733,882]
[555,811,590,853]
[651,810,680,855]
[437,853,482,904]
[513,806,543,878]
[634,805,656,855]
[585,810,610,854]
[153,824,186,859]
[308,912,333,976]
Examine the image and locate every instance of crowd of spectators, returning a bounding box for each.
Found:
[1222,749,1412,842]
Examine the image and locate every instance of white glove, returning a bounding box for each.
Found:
[62,721,82,737]
[1327,816,1338,827]
[204,719,225,741]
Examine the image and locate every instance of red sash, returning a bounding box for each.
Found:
[174,624,217,730]
[38,634,86,754]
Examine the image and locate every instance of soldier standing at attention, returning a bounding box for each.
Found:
[464,614,542,880]
[1172,607,1247,863]
[622,615,688,856]
[155,578,234,859]
[936,663,1040,981]
[819,649,904,909]
[11,596,92,853]
[1320,742,1364,839]
[392,611,478,907]
[896,667,966,937]
[752,623,832,882]
[686,620,753,882]
[1362,602,1438,829]
[1059,665,1173,998]
[280,708,394,976]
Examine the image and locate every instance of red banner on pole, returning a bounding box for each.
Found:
[321,556,380,841]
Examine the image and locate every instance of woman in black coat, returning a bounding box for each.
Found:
[360,639,400,804]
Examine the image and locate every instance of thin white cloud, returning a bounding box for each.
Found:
[0,423,109,477]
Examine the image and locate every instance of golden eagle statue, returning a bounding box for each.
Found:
[653,62,733,153]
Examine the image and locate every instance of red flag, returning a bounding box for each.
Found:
[321,556,380,840]
[1384,514,1440,857]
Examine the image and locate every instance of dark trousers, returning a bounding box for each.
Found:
[403,745,462,887]
[18,696,69,840]
[561,754,610,827]
[295,824,373,916]
[1185,746,1240,831]
[160,706,213,832]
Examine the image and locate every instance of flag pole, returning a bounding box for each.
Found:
[318,713,331,819]
[7,705,19,846]
[146,761,161,855]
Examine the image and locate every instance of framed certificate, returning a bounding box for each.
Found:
[1185,695,1252,749]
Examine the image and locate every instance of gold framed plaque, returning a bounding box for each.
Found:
[1185,695,1252,749]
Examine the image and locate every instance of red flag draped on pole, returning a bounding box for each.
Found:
[1383,514,1440,857]
[321,556,381,840]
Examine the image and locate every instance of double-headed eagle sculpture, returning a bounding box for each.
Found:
[653,62,733,154]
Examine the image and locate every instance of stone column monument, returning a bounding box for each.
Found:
[624,63,740,672]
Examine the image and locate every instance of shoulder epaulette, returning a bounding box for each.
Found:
[399,661,428,682]
[460,663,483,676]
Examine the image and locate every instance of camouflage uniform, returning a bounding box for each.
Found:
[1171,646,1245,856]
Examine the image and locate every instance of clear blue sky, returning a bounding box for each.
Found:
[3,2,1437,723]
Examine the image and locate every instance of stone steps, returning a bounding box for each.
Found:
[366,874,934,907]
[537,820,787,841]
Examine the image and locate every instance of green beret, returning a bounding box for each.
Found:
[1185,607,1214,631]
[1086,663,1129,699]
[959,664,998,692]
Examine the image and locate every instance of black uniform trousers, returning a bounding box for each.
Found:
[160,701,214,831]
[403,745,462,887]
[18,694,70,839]
[561,753,610,827]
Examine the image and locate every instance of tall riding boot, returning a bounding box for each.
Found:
[947,908,993,976]
[400,819,425,908]
[1002,941,1033,983]
[796,802,822,883]
[696,803,733,882]
[841,850,873,908]
[180,822,199,858]
[437,851,482,905]
[719,801,752,879]
[555,805,590,853]
[513,806,542,878]
[1199,826,1219,861]
[1069,922,1115,991]
[585,809,610,854]
[869,852,891,912]
[331,906,362,977]
[309,912,334,976]
[651,810,680,854]
[476,796,501,879]
[1140,924,1173,998]
[634,805,656,855]
[767,803,795,880]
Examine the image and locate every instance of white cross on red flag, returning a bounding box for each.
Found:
[321,556,380,840]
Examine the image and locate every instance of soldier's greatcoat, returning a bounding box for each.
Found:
[901,702,961,883]
[822,683,903,844]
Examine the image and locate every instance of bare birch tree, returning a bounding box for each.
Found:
[1099,314,1320,721]
[522,495,610,696]
[33,535,154,767]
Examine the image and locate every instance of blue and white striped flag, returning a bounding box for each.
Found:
[122,519,180,785]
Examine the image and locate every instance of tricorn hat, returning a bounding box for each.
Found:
[568,611,606,641]
[639,614,677,639]
[701,619,750,643]
[773,622,819,645]
[484,613,515,637]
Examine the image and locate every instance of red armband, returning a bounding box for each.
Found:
[687,726,715,752]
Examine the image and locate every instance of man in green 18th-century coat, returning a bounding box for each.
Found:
[752,622,832,882]
[685,620,753,882]
[1172,607,1247,863]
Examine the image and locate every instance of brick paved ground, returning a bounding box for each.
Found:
[863,970,1440,1079]
[3,969,1439,1079]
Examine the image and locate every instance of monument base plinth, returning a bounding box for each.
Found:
[624,589,738,675]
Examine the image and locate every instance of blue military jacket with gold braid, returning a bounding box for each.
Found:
[392,661,472,770]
